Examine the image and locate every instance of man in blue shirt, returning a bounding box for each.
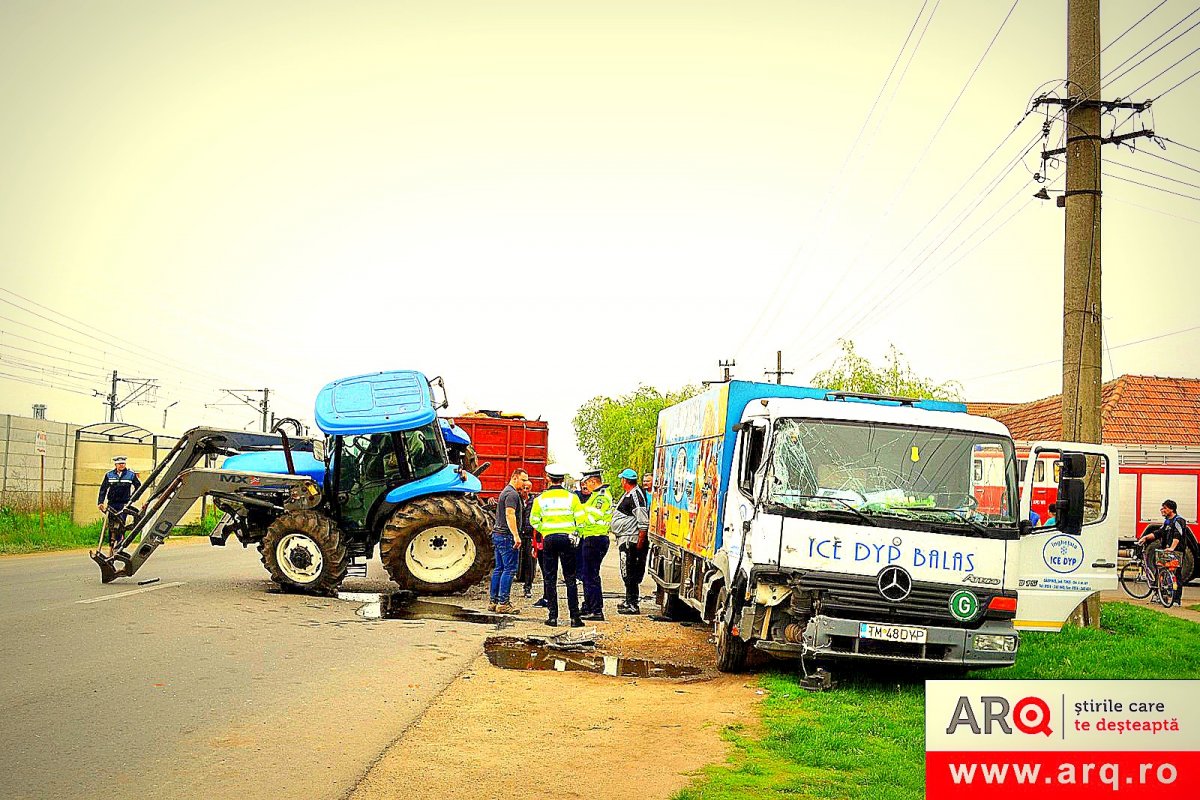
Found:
[97,455,142,554]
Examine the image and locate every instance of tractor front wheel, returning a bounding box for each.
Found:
[380,495,492,594]
[260,510,348,595]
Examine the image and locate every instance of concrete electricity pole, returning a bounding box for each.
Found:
[1061,0,1102,444]
[764,351,793,385]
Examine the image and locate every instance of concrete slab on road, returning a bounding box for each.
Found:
[0,540,488,800]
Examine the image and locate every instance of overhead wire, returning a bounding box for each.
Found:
[776,4,1028,363]
[1104,170,1200,201]
[732,0,941,358]
[968,323,1200,382]
[1107,159,1200,191]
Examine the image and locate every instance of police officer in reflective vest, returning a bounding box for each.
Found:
[529,465,586,627]
[98,455,142,553]
[576,469,613,621]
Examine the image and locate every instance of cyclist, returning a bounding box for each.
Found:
[1141,499,1189,607]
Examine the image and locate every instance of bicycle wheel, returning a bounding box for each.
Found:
[1155,568,1178,608]
[1119,560,1153,599]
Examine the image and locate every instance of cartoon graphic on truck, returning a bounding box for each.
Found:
[647,381,1121,672]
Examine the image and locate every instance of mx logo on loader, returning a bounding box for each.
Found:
[218,474,262,486]
[877,566,912,602]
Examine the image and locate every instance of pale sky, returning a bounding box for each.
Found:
[1,0,1198,467]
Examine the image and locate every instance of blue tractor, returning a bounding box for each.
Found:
[93,370,494,596]
[231,370,493,595]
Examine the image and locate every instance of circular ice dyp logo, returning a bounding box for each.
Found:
[949,589,980,621]
[1043,534,1084,574]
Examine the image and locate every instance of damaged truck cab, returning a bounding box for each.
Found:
[647,382,1119,673]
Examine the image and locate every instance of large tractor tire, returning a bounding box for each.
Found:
[260,510,348,596]
[380,494,493,594]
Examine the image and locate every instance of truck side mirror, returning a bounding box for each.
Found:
[1055,452,1087,536]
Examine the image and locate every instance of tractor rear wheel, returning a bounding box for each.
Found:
[380,495,492,594]
[260,510,348,595]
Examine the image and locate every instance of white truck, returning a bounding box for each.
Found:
[647,382,1120,673]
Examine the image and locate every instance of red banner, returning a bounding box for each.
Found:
[927,750,1199,799]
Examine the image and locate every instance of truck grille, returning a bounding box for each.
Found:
[794,571,996,629]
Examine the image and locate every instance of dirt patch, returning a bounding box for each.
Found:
[348,614,759,800]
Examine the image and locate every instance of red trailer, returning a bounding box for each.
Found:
[451,415,549,502]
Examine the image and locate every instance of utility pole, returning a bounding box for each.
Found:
[94,370,159,423]
[1061,0,1102,445]
[720,359,735,382]
[764,351,793,385]
[215,388,273,432]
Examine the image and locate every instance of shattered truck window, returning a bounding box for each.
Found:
[766,418,1018,527]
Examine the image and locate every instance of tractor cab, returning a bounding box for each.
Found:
[314,371,477,537]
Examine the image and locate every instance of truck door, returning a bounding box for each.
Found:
[1014,440,1120,631]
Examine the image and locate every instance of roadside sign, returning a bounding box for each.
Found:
[35,430,47,456]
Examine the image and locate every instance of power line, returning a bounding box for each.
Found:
[731,0,941,357]
[1108,195,1200,225]
[1161,135,1200,156]
[0,287,245,389]
[796,127,1050,367]
[1108,159,1200,191]
[1154,64,1200,99]
[968,323,1200,382]
[1124,44,1200,97]
[1100,6,1200,87]
[1104,170,1200,201]
[1134,145,1200,176]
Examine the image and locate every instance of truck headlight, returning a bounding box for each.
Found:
[971,634,1018,653]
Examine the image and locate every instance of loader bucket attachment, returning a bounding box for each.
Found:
[91,550,133,583]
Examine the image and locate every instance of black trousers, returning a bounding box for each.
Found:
[516,534,537,592]
[541,534,581,621]
[620,541,649,606]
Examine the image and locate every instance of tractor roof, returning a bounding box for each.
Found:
[314,370,436,435]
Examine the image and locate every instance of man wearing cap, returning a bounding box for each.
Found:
[576,469,613,621]
[613,468,651,614]
[97,455,142,554]
[529,465,586,627]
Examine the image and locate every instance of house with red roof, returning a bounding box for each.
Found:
[969,375,1200,537]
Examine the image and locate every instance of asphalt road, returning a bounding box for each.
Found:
[0,540,496,800]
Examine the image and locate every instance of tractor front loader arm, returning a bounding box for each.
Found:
[90,425,319,583]
[93,468,319,582]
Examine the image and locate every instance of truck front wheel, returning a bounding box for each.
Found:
[260,510,348,596]
[714,585,749,673]
[380,495,492,594]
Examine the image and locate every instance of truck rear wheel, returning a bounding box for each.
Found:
[261,510,348,596]
[380,495,492,594]
[714,586,749,673]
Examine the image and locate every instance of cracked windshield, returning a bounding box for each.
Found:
[766,418,1018,530]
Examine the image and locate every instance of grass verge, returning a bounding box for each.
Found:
[0,506,222,555]
[676,603,1200,800]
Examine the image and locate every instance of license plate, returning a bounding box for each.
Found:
[859,622,928,644]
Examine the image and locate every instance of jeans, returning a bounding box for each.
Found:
[541,534,580,621]
[619,541,649,606]
[490,533,519,604]
[579,535,610,615]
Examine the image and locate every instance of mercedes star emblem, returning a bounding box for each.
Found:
[877,566,913,602]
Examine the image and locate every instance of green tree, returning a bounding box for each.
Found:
[811,339,962,401]
[572,384,700,486]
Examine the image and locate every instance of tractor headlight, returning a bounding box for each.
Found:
[971,633,1019,653]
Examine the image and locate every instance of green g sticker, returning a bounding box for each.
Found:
[949,590,980,621]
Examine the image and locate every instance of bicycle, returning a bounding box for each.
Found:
[1119,543,1154,599]
[1154,549,1182,608]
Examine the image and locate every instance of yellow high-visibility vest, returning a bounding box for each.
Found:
[530,487,585,536]
[579,487,613,537]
